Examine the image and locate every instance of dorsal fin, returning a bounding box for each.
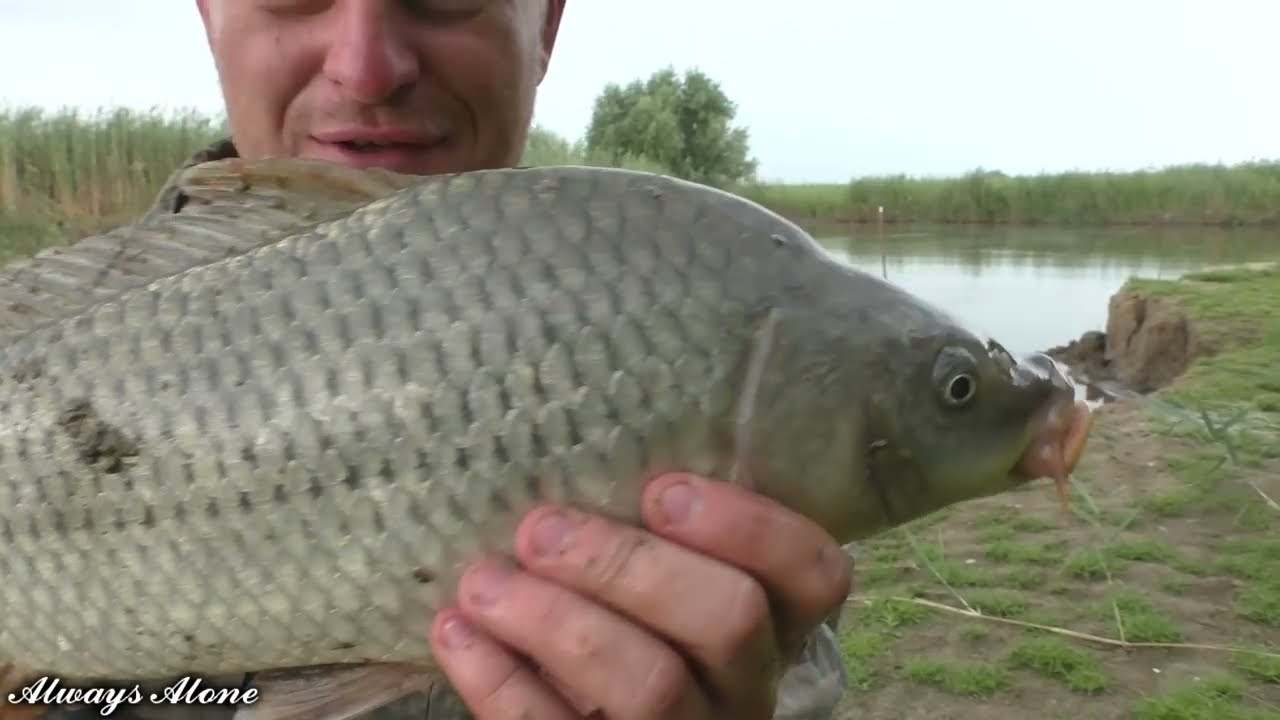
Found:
[0,157,423,342]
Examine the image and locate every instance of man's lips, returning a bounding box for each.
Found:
[311,128,443,146]
[305,129,449,172]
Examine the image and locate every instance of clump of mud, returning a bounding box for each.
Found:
[1048,289,1212,395]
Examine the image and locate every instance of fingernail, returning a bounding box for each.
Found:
[439,614,475,651]
[659,480,699,525]
[531,511,574,557]
[465,562,512,607]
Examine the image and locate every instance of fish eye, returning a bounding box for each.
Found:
[944,373,977,407]
[932,345,980,409]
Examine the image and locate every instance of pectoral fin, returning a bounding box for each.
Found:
[231,664,438,720]
[730,307,783,490]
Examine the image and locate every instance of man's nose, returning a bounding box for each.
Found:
[322,1,420,104]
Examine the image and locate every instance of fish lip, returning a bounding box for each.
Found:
[1006,395,1093,512]
[1001,350,1090,489]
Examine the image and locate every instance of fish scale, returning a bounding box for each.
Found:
[0,159,1093,720]
[0,165,755,680]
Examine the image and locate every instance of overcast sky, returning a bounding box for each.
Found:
[2,0,1277,182]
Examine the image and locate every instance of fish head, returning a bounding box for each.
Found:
[851,324,1093,538]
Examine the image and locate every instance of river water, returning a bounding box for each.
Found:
[815,224,1280,356]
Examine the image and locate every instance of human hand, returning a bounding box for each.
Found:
[428,472,853,719]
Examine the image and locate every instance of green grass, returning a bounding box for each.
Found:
[903,657,1012,696]
[1133,265,1280,421]
[1232,647,1280,683]
[837,630,890,690]
[1129,266,1280,624]
[1091,590,1185,643]
[1007,636,1109,693]
[1133,675,1278,720]
[0,106,228,256]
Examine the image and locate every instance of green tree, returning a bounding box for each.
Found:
[520,124,580,166]
[584,67,758,187]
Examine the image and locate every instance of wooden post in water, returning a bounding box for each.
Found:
[878,205,887,280]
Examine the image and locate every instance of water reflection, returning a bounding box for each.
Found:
[817,224,1280,355]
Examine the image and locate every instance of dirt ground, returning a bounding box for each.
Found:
[830,398,1280,720]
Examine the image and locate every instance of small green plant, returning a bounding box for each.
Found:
[1007,637,1109,693]
[903,658,1011,696]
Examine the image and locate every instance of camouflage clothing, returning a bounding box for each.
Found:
[43,140,848,720]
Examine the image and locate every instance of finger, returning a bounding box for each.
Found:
[429,608,578,720]
[453,558,712,720]
[512,504,782,712]
[640,473,853,651]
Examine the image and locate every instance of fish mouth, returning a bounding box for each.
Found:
[1009,397,1094,510]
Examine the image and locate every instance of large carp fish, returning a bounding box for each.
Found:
[0,158,1092,719]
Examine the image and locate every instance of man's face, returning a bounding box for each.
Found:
[195,0,565,174]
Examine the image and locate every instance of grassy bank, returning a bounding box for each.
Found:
[3,106,1279,253]
[830,264,1279,719]
[741,163,1280,228]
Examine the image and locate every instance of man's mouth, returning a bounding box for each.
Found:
[337,140,417,152]
[313,126,441,144]
[307,129,449,172]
